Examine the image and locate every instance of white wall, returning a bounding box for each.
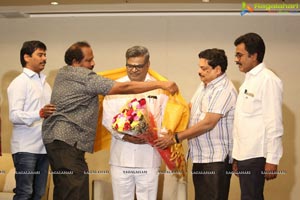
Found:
[0,6,299,200]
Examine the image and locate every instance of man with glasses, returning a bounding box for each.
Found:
[102,46,167,200]
[232,32,284,200]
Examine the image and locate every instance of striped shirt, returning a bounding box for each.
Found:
[188,74,237,163]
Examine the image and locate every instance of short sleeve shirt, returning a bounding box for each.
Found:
[188,74,237,163]
[42,66,115,152]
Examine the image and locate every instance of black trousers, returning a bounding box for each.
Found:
[45,140,89,200]
[192,156,232,200]
[237,157,266,200]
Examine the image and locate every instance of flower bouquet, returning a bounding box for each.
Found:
[112,98,148,135]
[112,98,177,171]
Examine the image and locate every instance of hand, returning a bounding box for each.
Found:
[264,163,278,181]
[43,104,56,118]
[162,81,179,95]
[232,159,239,177]
[154,133,175,149]
[122,134,147,144]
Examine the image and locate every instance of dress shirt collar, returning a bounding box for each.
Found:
[205,73,227,88]
[23,67,38,77]
[23,67,46,82]
[246,62,265,78]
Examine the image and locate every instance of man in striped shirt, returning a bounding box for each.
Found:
[155,48,237,200]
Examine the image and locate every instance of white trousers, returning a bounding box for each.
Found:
[110,165,159,200]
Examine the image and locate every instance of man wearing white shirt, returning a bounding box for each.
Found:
[102,46,168,200]
[232,32,284,200]
[7,41,56,200]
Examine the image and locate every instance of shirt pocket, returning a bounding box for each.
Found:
[241,94,255,114]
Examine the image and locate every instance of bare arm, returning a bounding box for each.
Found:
[108,81,178,95]
[179,112,222,141]
[154,112,222,149]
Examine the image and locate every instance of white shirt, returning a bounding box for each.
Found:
[232,63,283,164]
[7,68,52,154]
[102,74,168,168]
[188,74,237,164]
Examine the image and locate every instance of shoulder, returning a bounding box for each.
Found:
[56,66,97,83]
[147,74,156,81]
[8,73,28,87]
[214,75,236,91]
[7,75,30,96]
[58,65,91,75]
[260,68,283,90]
[263,68,281,81]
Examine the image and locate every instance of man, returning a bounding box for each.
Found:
[232,32,283,200]
[155,48,237,200]
[102,46,169,200]
[42,42,178,200]
[7,40,56,200]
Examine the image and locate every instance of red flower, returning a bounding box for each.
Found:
[128,113,136,122]
[124,122,131,131]
[126,108,134,116]
[139,98,146,106]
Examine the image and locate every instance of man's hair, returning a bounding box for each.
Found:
[20,40,47,67]
[64,41,91,65]
[234,32,265,63]
[198,48,228,73]
[125,46,150,63]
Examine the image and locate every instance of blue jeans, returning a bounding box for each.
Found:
[12,152,49,200]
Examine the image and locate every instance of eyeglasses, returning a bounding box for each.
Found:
[126,62,147,70]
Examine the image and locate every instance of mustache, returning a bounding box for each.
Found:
[198,73,203,77]
[236,62,241,65]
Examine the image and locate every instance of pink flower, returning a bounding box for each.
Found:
[112,98,148,135]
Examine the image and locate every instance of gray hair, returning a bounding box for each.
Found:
[125,46,150,63]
